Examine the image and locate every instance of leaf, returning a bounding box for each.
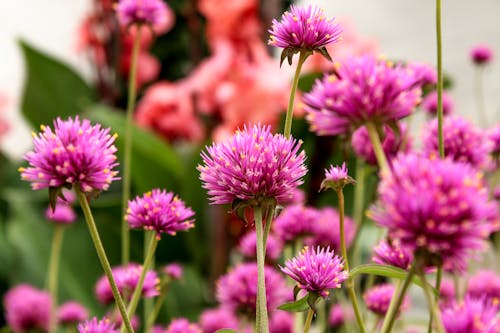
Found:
[278,295,309,312]
[19,39,94,128]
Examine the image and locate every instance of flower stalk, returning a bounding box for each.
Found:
[254,206,270,333]
[435,0,444,158]
[47,224,65,333]
[303,308,314,333]
[365,122,390,175]
[284,51,308,138]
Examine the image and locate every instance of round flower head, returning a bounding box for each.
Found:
[306,207,356,252]
[369,153,497,272]
[165,318,202,333]
[116,0,172,31]
[126,189,195,238]
[163,263,183,280]
[238,230,283,261]
[304,55,422,136]
[441,297,499,333]
[78,317,118,333]
[352,123,412,166]
[466,270,500,307]
[3,284,51,333]
[198,124,307,206]
[423,116,491,168]
[45,200,77,224]
[406,61,437,87]
[328,304,353,328]
[273,204,320,244]
[269,310,294,333]
[364,283,409,316]
[421,90,454,116]
[488,125,500,166]
[106,310,140,331]
[439,279,456,306]
[20,117,119,194]
[95,263,159,304]
[216,262,288,318]
[320,162,355,191]
[280,246,348,298]
[470,44,494,65]
[199,307,239,333]
[268,5,343,65]
[57,301,89,325]
[372,240,413,270]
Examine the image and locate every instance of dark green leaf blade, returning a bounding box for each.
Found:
[278,295,309,312]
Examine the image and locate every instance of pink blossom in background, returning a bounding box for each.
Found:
[470,44,494,65]
[421,90,454,116]
[268,310,294,333]
[116,0,175,34]
[78,317,118,333]
[364,283,410,316]
[198,307,239,333]
[57,301,89,325]
[238,230,284,261]
[0,93,10,141]
[165,318,202,333]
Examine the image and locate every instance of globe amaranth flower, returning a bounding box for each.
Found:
[57,301,89,325]
[268,5,342,65]
[198,124,307,206]
[280,246,347,298]
[165,318,202,333]
[269,310,294,333]
[273,204,320,244]
[372,240,413,270]
[320,162,355,191]
[441,297,500,333]
[439,279,456,307]
[126,189,195,237]
[369,153,497,272]
[199,307,240,333]
[423,116,491,169]
[304,55,422,136]
[116,0,172,31]
[466,270,500,308]
[78,317,118,333]
[352,123,412,166]
[3,284,51,333]
[489,125,500,167]
[238,230,283,261]
[422,90,454,116]
[95,263,159,304]
[328,304,353,328]
[470,44,494,65]
[163,263,183,280]
[105,310,140,331]
[20,117,119,194]
[363,283,409,316]
[46,190,77,224]
[216,262,288,318]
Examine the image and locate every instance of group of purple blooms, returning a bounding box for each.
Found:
[4,1,500,333]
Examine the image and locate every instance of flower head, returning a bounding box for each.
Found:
[304,56,422,136]
[198,124,307,206]
[273,204,319,243]
[238,230,283,261]
[45,190,77,224]
[328,304,353,328]
[364,283,409,316]
[165,318,202,333]
[372,240,413,270]
[3,284,51,333]
[439,279,456,306]
[95,263,159,304]
[280,246,347,298]
[57,301,89,325]
[470,44,494,65]
[163,263,183,280]
[369,153,497,272]
[488,124,500,160]
[268,5,342,65]
[320,162,355,191]
[441,297,499,333]
[78,317,118,333]
[466,270,500,308]
[126,189,195,237]
[199,307,239,333]
[116,0,173,31]
[422,90,454,116]
[269,310,294,333]
[20,117,119,194]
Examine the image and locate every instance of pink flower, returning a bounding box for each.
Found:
[306,207,356,253]
[0,93,9,140]
[238,230,283,261]
[165,318,202,333]
[163,263,183,280]
[273,204,319,243]
[45,190,77,224]
[470,44,494,65]
[269,310,294,333]
[116,0,174,33]
[466,270,500,308]
[372,240,413,270]
[78,317,118,333]
[321,162,355,191]
[421,90,454,116]
[364,283,410,316]
[57,301,89,325]
[198,307,239,333]
[441,297,499,333]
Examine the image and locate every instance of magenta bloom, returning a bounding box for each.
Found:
[78,317,118,333]
[198,124,307,206]
[364,283,409,316]
[216,263,288,317]
[304,56,422,136]
[328,304,353,328]
[116,0,171,30]
[126,189,195,237]
[321,162,355,191]
[423,116,491,168]
[57,301,89,325]
[20,117,119,193]
[165,318,202,333]
[273,204,319,243]
[3,284,51,333]
[238,230,283,261]
[163,263,183,280]
[372,240,413,270]
[370,153,497,272]
[470,44,494,65]
[269,310,294,333]
[439,279,456,306]
[199,307,239,333]
[488,124,500,158]
[281,246,347,298]
[95,263,159,304]
[466,270,500,307]
[306,207,356,253]
[406,62,437,86]
[422,90,454,116]
[441,297,499,333]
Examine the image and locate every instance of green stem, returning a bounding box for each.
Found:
[420,271,446,333]
[436,0,445,158]
[427,265,443,333]
[121,24,142,264]
[365,122,390,175]
[379,279,402,333]
[47,224,65,333]
[336,189,366,333]
[284,51,308,139]
[145,280,171,333]
[303,308,314,333]
[143,232,154,329]
[75,188,134,333]
[254,206,270,333]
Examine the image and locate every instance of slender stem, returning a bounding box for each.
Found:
[365,122,390,175]
[336,189,366,333]
[75,188,134,333]
[121,25,142,265]
[284,51,308,139]
[303,308,314,333]
[254,206,270,333]
[47,224,65,333]
[436,0,445,158]
[474,66,487,126]
[145,280,171,333]
[427,265,443,333]
[379,279,402,333]
[143,232,154,329]
[420,271,446,333]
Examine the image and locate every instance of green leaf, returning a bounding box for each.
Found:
[278,295,309,312]
[19,39,93,128]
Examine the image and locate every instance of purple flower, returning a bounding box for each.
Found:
[364,283,409,316]
[304,56,422,136]
[106,311,140,331]
[216,263,288,318]
[280,246,347,298]
[163,263,183,280]
[321,162,355,191]
[273,204,319,244]
[20,117,119,193]
[372,240,413,270]
[116,0,171,29]
[95,263,159,304]
[57,301,89,325]
[199,307,239,333]
[470,44,494,65]
[439,279,456,306]
[406,62,437,86]
[488,124,500,159]
[369,153,497,272]
[165,318,202,333]
[466,270,500,308]
[269,310,294,333]
[423,116,491,168]
[441,297,499,333]
[328,304,353,328]
[422,90,454,116]
[238,230,283,261]
[77,317,118,333]
[45,189,77,224]
[3,284,51,333]
[126,189,195,237]
[198,124,307,206]
[352,123,412,166]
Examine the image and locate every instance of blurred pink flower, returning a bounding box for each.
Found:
[0,93,10,140]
